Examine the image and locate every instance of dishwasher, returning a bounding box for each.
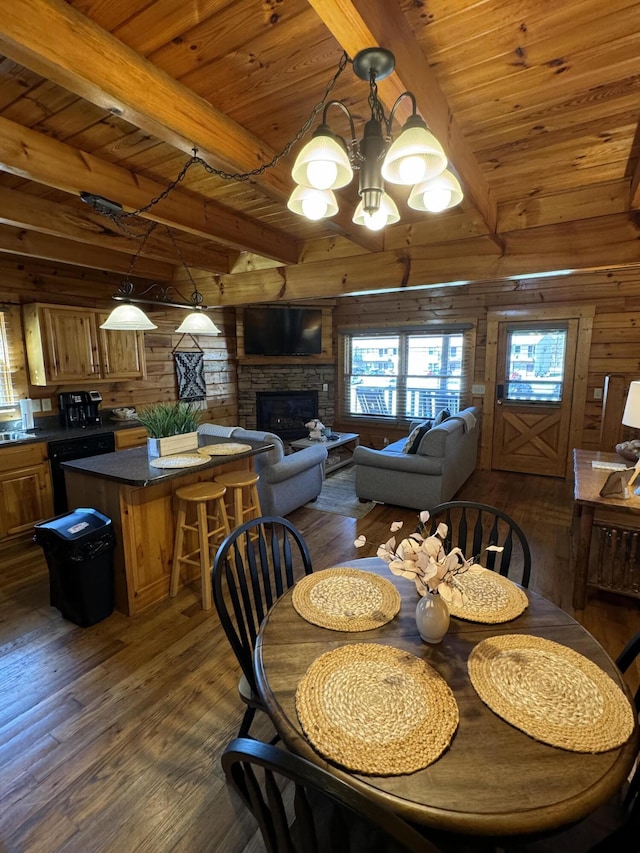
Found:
[48,433,116,515]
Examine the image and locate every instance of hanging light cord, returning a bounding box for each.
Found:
[125,52,350,218]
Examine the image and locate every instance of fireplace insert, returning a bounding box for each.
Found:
[256,390,318,440]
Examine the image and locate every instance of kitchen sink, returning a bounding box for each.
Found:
[0,431,32,444]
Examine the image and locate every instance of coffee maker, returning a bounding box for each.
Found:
[59,390,102,427]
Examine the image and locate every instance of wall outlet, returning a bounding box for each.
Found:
[471,383,486,395]
[593,388,603,400]
[31,399,42,412]
[322,383,328,392]
[41,398,52,411]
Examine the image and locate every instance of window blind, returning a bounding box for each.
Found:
[0,309,17,409]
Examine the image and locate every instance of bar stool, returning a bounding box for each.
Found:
[214,470,262,532]
[171,482,230,610]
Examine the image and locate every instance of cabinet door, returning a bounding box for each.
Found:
[43,306,100,382]
[114,427,148,450]
[0,463,53,538]
[97,318,147,379]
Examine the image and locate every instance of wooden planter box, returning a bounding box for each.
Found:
[147,432,199,459]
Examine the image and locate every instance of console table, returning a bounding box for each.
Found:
[572,448,640,609]
[290,432,359,476]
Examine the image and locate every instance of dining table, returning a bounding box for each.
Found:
[253,557,639,840]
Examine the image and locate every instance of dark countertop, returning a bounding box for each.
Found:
[0,417,144,447]
[60,437,273,486]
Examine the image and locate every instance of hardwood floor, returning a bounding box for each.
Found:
[0,469,638,852]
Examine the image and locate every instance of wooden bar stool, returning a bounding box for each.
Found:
[214,471,262,532]
[171,482,230,610]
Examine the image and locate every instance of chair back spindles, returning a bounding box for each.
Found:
[429,501,532,587]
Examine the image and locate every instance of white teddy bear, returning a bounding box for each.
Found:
[305,418,326,441]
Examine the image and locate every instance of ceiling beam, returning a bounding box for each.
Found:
[306,0,497,236]
[207,212,640,305]
[0,116,299,264]
[0,186,232,273]
[0,0,379,253]
[0,225,173,277]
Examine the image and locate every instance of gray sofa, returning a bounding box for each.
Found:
[198,424,327,517]
[353,406,480,510]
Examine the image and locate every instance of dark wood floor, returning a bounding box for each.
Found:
[0,469,638,852]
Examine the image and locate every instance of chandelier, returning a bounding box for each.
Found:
[287,48,463,231]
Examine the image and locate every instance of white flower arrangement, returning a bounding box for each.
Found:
[355,510,503,607]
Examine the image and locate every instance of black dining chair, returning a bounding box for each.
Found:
[211,516,313,739]
[427,501,532,588]
[507,631,640,853]
[222,737,441,853]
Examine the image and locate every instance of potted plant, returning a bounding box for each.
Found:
[136,401,202,458]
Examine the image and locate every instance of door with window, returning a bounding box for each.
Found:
[492,320,578,477]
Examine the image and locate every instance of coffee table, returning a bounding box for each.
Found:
[290,432,359,475]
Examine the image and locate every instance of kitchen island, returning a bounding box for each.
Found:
[62,437,273,615]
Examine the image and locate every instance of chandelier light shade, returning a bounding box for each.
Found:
[408,169,464,213]
[291,127,353,190]
[286,185,339,220]
[175,311,221,335]
[287,47,463,231]
[352,192,400,231]
[99,303,158,331]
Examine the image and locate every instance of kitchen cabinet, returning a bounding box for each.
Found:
[114,427,148,450]
[0,442,53,539]
[23,303,147,386]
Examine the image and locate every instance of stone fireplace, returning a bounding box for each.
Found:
[256,390,318,440]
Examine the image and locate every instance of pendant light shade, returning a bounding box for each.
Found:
[291,126,353,190]
[175,311,221,335]
[352,193,400,231]
[408,169,463,212]
[381,115,448,186]
[99,303,158,331]
[287,185,338,220]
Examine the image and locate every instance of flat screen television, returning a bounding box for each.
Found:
[243,306,322,356]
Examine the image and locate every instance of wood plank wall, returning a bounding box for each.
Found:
[0,256,238,426]
[332,269,640,455]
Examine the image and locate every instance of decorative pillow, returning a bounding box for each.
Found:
[433,408,450,426]
[402,421,432,454]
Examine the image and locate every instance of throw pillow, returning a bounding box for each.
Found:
[406,422,433,454]
[433,408,450,426]
[401,421,430,453]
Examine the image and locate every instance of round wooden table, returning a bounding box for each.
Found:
[254,557,639,839]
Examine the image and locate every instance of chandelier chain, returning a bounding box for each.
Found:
[127,52,350,218]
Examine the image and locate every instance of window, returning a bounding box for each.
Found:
[504,326,567,403]
[342,326,472,421]
[0,310,17,409]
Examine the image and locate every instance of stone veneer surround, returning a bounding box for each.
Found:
[238,363,335,431]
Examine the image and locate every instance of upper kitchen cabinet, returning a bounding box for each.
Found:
[23,304,147,386]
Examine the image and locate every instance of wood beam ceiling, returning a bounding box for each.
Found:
[0,0,379,253]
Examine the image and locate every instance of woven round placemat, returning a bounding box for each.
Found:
[448,568,528,623]
[296,643,458,775]
[149,454,208,468]
[292,568,401,631]
[197,442,252,456]
[468,634,635,752]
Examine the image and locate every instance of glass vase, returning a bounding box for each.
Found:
[415,591,450,644]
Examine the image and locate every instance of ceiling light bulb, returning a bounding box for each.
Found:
[302,195,329,220]
[175,311,220,335]
[99,303,157,331]
[382,115,447,186]
[398,154,427,184]
[423,187,452,213]
[306,160,339,191]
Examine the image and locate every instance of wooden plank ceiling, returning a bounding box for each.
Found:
[0,0,638,306]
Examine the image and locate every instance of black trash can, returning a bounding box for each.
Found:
[34,508,116,627]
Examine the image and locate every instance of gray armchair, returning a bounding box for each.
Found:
[200,426,327,517]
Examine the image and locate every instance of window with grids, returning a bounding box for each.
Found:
[0,310,16,409]
[341,326,472,422]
